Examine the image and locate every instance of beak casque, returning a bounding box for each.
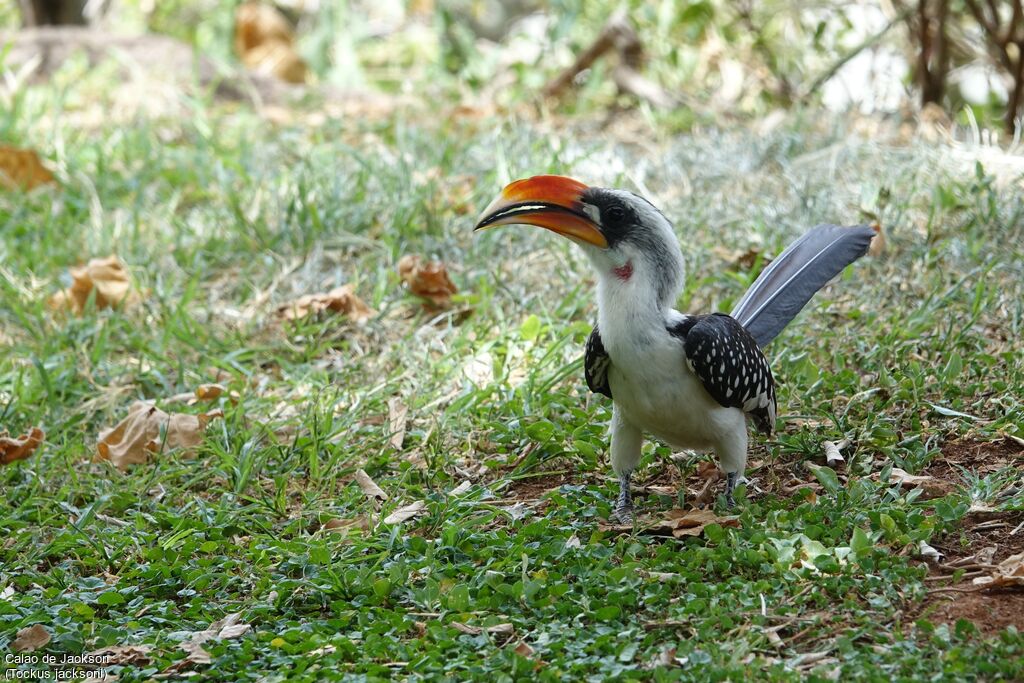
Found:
[474,175,608,249]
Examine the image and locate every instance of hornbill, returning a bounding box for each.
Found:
[475,175,875,522]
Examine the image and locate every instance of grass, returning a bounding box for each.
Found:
[2,62,1024,681]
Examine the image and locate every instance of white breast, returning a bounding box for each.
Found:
[606,333,743,451]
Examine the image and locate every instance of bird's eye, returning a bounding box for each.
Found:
[606,206,626,223]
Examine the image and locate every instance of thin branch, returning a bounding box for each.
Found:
[800,6,913,101]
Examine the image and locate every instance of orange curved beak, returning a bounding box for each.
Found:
[474,175,608,249]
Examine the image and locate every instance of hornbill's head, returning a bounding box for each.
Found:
[475,175,684,307]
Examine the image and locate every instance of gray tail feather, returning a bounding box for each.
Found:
[730,223,876,347]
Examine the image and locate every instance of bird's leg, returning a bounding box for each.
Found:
[615,470,634,524]
[725,471,738,508]
[610,408,642,525]
[717,431,747,509]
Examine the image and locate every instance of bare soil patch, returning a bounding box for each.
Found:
[909,436,1024,636]
[914,589,1024,636]
[924,436,1024,482]
[504,470,578,502]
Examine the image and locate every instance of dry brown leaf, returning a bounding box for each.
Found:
[666,508,740,538]
[178,612,251,668]
[382,500,426,525]
[95,402,223,469]
[12,624,50,652]
[513,641,534,657]
[452,621,513,636]
[354,469,387,506]
[86,644,153,666]
[886,468,952,499]
[712,246,766,271]
[234,2,308,83]
[50,255,139,314]
[323,516,370,535]
[973,552,1024,587]
[387,397,408,450]
[276,284,373,322]
[178,641,212,666]
[398,255,457,307]
[195,384,226,401]
[868,223,886,257]
[0,145,55,190]
[0,427,44,465]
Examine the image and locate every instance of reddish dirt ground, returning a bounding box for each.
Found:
[907,437,1024,634]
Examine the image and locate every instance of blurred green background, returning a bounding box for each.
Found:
[5,0,1021,134]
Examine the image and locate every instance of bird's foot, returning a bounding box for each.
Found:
[613,502,635,525]
[723,471,739,509]
[614,470,634,524]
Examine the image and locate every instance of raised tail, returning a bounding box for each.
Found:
[730,223,876,347]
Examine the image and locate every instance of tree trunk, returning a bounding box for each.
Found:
[915,0,949,106]
[18,0,88,26]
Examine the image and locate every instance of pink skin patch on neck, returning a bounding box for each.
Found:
[613,261,633,281]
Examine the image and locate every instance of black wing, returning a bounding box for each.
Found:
[584,325,612,399]
[668,313,777,434]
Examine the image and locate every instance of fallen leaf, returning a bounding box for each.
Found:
[667,508,741,538]
[12,624,50,652]
[323,517,370,535]
[398,254,457,307]
[387,397,408,450]
[917,540,944,563]
[513,641,534,657]
[382,500,426,524]
[234,1,309,83]
[195,384,226,401]
[179,641,212,666]
[86,644,153,666]
[276,284,373,322]
[448,480,472,497]
[764,629,785,649]
[823,440,845,467]
[886,468,952,499]
[712,246,766,271]
[178,613,251,668]
[966,501,1001,519]
[50,255,139,314]
[0,145,55,190]
[564,534,581,549]
[599,507,739,538]
[868,223,885,257]
[96,402,224,469]
[655,646,689,666]
[451,622,481,635]
[0,427,44,465]
[453,621,513,636]
[972,552,1024,587]
[354,469,387,506]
